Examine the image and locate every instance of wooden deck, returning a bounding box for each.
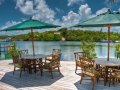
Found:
[0,60,120,90]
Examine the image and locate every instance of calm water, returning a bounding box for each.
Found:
[0,41,118,61]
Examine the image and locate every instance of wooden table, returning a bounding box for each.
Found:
[95,58,120,85]
[21,54,49,74]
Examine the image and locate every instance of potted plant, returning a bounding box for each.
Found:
[81,39,97,60]
[7,41,19,58]
[115,44,120,59]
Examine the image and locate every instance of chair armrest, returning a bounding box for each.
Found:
[112,69,120,72]
[74,52,84,54]
[45,54,52,60]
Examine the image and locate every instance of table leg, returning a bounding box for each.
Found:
[104,67,108,86]
[39,58,43,76]
[28,60,32,74]
[33,59,37,73]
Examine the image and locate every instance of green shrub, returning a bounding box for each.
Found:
[7,41,19,57]
[115,44,120,52]
[80,39,97,59]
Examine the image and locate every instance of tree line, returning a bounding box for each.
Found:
[0,29,120,41]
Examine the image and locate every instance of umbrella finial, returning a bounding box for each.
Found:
[99,8,112,16]
[107,9,112,14]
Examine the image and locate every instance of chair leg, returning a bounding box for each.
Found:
[92,77,96,90]
[80,73,83,84]
[97,78,99,83]
[58,67,61,75]
[40,66,43,76]
[75,64,77,73]
[113,78,115,85]
[104,76,106,86]
[48,68,51,73]
[20,68,22,78]
[13,66,15,75]
[50,68,53,79]
[23,67,25,72]
[109,77,111,87]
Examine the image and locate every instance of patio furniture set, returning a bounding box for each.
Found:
[12,49,61,79]
[74,52,120,90]
[11,49,120,90]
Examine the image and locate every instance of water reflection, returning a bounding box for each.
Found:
[0,41,117,61]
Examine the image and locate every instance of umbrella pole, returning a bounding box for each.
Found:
[107,25,110,61]
[31,28,35,56]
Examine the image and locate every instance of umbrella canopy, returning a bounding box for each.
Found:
[1,19,60,55]
[75,9,120,27]
[2,19,60,31]
[74,9,120,61]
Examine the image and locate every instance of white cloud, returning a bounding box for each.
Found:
[55,8,64,13]
[67,0,84,6]
[0,21,20,30]
[62,11,80,26]
[78,4,92,20]
[15,1,92,27]
[16,0,35,15]
[96,7,108,15]
[15,0,55,23]
[61,3,93,27]
[32,0,55,23]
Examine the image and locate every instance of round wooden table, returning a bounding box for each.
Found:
[21,54,49,74]
[95,58,120,66]
[95,58,120,86]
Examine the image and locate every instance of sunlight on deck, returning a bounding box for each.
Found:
[0,60,120,90]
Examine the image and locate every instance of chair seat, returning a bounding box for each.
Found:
[112,72,120,79]
[115,75,120,79]
[43,62,59,69]
[83,68,101,77]
[76,60,81,66]
[46,56,52,60]
[14,63,22,68]
[43,52,61,79]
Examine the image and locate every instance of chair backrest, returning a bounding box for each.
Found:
[74,52,87,61]
[12,51,21,64]
[80,59,94,70]
[52,54,61,61]
[52,49,61,55]
[19,49,28,57]
[51,54,61,65]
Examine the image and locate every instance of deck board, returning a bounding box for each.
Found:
[0,60,120,90]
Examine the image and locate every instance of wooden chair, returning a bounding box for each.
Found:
[80,59,105,90]
[46,49,61,61]
[19,49,28,57]
[52,49,61,55]
[43,54,61,79]
[12,52,28,77]
[35,58,43,76]
[112,69,120,83]
[74,52,87,73]
[108,67,120,86]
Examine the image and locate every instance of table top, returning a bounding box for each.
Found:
[95,58,120,66]
[21,54,49,59]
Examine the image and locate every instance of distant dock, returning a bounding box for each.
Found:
[0,44,13,53]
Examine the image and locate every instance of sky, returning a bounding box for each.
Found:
[0,0,120,35]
